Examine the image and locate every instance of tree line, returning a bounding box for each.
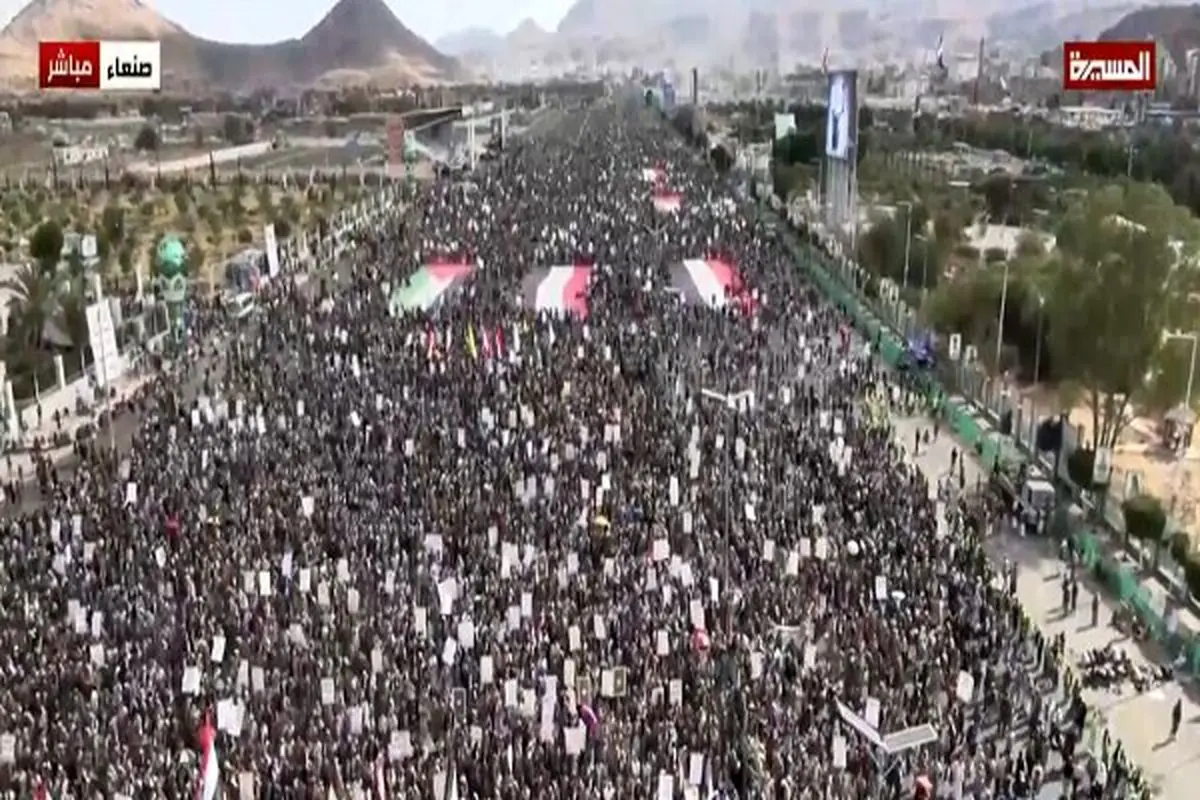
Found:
[924,112,1200,217]
[724,100,1200,603]
[1,83,568,127]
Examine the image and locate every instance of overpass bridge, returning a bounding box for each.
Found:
[72,104,519,179]
[401,106,465,133]
[359,106,511,168]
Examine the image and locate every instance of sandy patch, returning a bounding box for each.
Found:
[1020,384,1200,538]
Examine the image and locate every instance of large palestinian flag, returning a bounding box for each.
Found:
[389,263,475,316]
[521,266,593,318]
[670,259,756,313]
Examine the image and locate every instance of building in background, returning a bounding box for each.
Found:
[54,144,110,167]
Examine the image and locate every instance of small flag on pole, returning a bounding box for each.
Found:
[373,755,388,800]
[195,712,221,800]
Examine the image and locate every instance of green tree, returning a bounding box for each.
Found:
[64,249,85,283]
[256,184,273,213]
[1,265,58,352]
[771,162,806,200]
[118,245,134,275]
[858,211,938,291]
[1123,494,1168,563]
[1043,183,1191,449]
[188,243,206,279]
[134,125,160,152]
[940,112,1200,218]
[222,114,256,146]
[28,220,64,274]
[57,276,90,350]
[100,204,124,246]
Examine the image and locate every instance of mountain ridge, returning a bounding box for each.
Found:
[0,0,461,90]
[1094,3,1200,68]
[435,26,499,57]
[546,0,1159,60]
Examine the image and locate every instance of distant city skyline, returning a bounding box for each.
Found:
[0,0,575,44]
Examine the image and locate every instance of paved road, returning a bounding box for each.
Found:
[891,413,1200,799]
[3,225,369,512]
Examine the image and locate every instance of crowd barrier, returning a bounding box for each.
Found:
[762,201,1200,680]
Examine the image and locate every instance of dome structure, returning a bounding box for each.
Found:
[156,236,187,277]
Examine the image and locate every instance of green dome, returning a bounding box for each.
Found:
[156,236,187,277]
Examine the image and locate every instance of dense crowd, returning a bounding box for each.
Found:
[0,99,1150,800]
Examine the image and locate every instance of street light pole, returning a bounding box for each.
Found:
[1164,330,1198,410]
[995,260,1011,374]
[920,240,929,294]
[816,157,824,212]
[1033,294,1044,385]
[899,201,913,291]
[1187,335,1197,409]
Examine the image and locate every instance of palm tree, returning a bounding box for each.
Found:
[56,276,90,351]
[2,265,59,353]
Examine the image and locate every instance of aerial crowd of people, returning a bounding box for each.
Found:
[0,98,1155,799]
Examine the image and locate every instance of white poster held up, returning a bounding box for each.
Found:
[263,223,280,279]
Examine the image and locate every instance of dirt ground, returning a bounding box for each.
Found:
[1023,385,1200,536]
[0,133,57,171]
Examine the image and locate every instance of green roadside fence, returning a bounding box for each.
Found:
[768,204,1200,679]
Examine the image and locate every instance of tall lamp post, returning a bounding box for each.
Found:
[1162,330,1198,522]
[1033,293,1045,385]
[912,233,931,299]
[995,259,1011,375]
[897,200,914,292]
[1163,330,1198,414]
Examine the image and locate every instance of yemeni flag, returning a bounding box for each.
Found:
[521,266,593,318]
[652,192,682,213]
[195,713,220,800]
[670,259,756,313]
[388,263,475,316]
[33,780,59,800]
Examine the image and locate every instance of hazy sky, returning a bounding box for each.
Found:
[0,0,576,43]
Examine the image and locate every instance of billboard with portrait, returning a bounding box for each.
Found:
[824,70,858,161]
[662,81,676,110]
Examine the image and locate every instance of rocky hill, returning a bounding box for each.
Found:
[547,0,1155,68]
[435,27,500,57]
[1095,3,1200,68]
[0,0,461,91]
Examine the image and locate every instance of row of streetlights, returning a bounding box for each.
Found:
[896,200,931,297]
[992,260,1045,382]
[893,202,1195,407]
[892,202,1044,383]
[816,196,1196,412]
